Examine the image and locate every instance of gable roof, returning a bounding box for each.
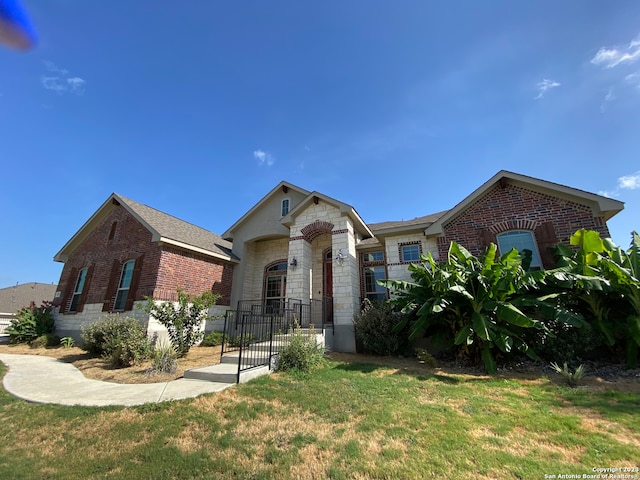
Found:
[222,181,310,241]
[368,211,449,236]
[282,190,374,239]
[0,282,57,315]
[54,194,237,263]
[424,170,625,236]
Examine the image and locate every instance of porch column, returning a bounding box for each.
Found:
[286,237,311,303]
[331,221,359,353]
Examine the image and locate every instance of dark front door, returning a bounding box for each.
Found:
[323,249,333,323]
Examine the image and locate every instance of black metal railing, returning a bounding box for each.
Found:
[220,298,332,382]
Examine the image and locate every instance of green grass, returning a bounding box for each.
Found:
[0,360,638,479]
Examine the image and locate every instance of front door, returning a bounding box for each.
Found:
[323,249,334,323]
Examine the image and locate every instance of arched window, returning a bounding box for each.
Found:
[263,260,287,312]
[496,231,542,270]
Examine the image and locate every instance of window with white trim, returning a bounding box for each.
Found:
[69,267,88,312]
[281,199,290,217]
[114,260,135,311]
[361,250,387,302]
[400,243,421,263]
[264,260,288,312]
[496,231,542,270]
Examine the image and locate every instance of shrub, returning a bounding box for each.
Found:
[550,362,586,387]
[30,334,60,348]
[6,302,55,344]
[354,300,409,356]
[228,333,256,348]
[60,337,75,348]
[146,338,178,375]
[81,314,153,367]
[144,289,220,357]
[277,327,324,373]
[201,331,228,346]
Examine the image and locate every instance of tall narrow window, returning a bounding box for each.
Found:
[69,267,88,312]
[114,260,135,311]
[108,221,117,241]
[281,199,290,217]
[263,261,287,312]
[497,231,542,270]
[361,250,387,302]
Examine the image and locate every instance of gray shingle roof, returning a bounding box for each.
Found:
[0,283,57,315]
[117,195,237,261]
[368,210,448,232]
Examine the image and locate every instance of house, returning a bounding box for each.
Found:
[52,194,237,340]
[0,282,58,333]
[52,170,624,352]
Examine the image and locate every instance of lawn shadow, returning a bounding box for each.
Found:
[331,361,461,384]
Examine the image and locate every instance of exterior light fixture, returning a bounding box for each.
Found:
[289,257,298,269]
[335,249,346,265]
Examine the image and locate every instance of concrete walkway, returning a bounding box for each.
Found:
[0,354,234,407]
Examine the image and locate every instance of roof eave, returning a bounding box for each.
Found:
[159,238,239,263]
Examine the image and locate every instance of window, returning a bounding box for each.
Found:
[108,221,117,241]
[400,243,421,263]
[497,231,542,270]
[363,266,387,302]
[264,261,287,312]
[281,199,290,217]
[114,260,135,311]
[361,251,387,301]
[69,267,88,312]
[362,251,384,262]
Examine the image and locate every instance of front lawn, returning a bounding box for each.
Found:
[0,357,638,479]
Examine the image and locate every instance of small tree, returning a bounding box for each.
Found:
[6,301,54,344]
[144,289,220,357]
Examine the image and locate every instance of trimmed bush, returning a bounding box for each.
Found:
[81,314,153,367]
[6,302,55,344]
[30,334,60,348]
[354,300,409,356]
[201,331,228,346]
[277,328,324,373]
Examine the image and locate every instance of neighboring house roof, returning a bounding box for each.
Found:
[222,181,311,241]
[424,170,625,236]
[54,194,238,263]
[0,282,57,315]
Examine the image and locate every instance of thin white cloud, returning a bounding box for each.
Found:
[591,35,640,69]
[41,61,86,96]
[598,171,640,197]
[43,61,69,76]
[253,149,274,167]
[618,171,640,190]
[535,79,561,99]
[600,86,616,112]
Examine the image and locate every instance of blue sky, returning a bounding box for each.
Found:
[1,1,639,288]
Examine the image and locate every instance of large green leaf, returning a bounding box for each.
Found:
[495,302,534,327]
[472,312,491,341]
[454,324,474,345]
[493,333,513,353]
[481,344,497,374]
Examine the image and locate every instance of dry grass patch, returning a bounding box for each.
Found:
[0,343,222,384]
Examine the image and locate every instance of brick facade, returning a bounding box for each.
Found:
[55,204,233,317]
[435,183,611,265]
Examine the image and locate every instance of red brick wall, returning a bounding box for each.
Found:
[154,247,233,305]
[436,183,611,261]
[55,203,234,312]
[55,204,161,312]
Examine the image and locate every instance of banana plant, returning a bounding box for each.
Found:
[383,241,568,373]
